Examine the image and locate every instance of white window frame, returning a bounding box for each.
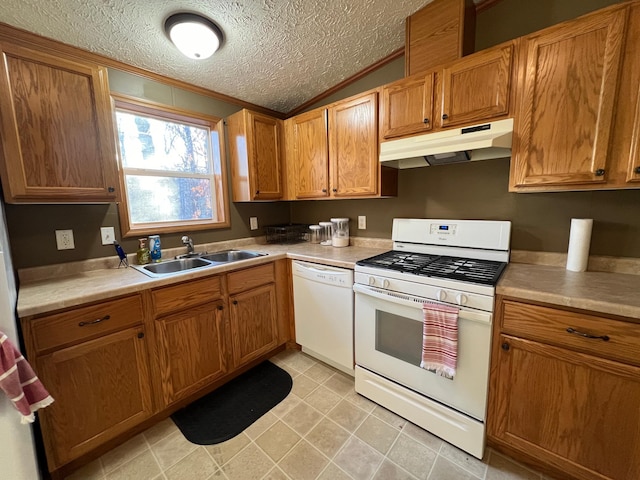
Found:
[112,94,229,237]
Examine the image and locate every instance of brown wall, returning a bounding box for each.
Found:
[5,70,290,269]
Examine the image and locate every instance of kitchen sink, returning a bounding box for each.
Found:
[201,249,266,263]
[131,250,267,278]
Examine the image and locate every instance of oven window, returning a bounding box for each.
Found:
[375,311,423,366]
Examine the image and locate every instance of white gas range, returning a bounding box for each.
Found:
[353,218,511,459]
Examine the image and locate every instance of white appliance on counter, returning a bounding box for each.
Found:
[354,218,511,458]
[0,201,41,479]
[292,260,354,375]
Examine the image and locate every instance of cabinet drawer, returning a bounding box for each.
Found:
[502,300,640,365]
[227,263,275,295]
[31,296,143,354]
[152,275,222,317]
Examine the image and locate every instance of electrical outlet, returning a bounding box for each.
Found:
[249,217,258,230]
[55,229,75,250]
[100,227,115,245]
[358,216,367,229]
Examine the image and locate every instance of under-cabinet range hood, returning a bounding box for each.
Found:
[380,118,513,169]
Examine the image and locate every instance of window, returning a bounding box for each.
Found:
[113,95,229,236]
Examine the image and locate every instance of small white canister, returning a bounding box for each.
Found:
[330,218,350,247]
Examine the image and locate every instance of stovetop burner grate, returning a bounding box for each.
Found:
[356,251,507,286]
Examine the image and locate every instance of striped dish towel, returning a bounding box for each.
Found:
[0,331,54,423]
[420,302,460,380]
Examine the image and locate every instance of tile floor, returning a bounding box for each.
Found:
[65,350,554,480]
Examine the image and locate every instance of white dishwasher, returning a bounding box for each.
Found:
[292,260,354,375]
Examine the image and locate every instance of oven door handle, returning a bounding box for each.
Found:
[353,284,492,325]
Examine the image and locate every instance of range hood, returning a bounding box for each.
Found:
[380,118,513,169]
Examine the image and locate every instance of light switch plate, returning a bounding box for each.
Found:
[250,217,258,230]
[55,230,75,250]
[100,227,115,245]
[358,216,367,229]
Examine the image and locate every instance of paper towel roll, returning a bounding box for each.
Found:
[566,218,593,272]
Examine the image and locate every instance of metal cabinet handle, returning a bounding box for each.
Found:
[566,327,609,341]
[79,315,110,327]
[107,186,115,193]
[256,190,260,194]
[635,166,640,174]
[332,188,337,193]
[423,118,429,124]
[137,332,144,339]
[232,300,238,305]
[595,169,605,176]
[217,305,223,311]
[501,342,510,351]
[442,114,449,120]
[322,188,327,193]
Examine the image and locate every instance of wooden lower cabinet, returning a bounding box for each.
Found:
[37,326,153,468]
[229,283,279,367]
[154,300,228,407]
[488,298,640,480]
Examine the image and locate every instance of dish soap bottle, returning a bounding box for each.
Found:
[137,238,150,265]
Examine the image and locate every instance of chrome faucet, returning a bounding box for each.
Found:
[181,235,195,254]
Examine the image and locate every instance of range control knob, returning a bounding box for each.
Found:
[368,276,376,286]
[456,294,468,305]
[382,279,390,289]
[437,290,447,301]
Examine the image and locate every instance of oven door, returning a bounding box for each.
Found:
[354,283,492,421]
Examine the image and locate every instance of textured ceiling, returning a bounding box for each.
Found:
[0,0,483,113]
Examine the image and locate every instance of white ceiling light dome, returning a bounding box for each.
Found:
[165,13,223,60]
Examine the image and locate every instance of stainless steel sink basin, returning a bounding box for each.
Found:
[133,257,212,278]
[201,250,266,263]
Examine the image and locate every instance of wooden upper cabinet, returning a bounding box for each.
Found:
[0,43,119,203]
[405,0,475,77]
[329,91,379,197]
[380,73,435,140]
[290,109,330,199]
[509,7,628,190]
[226,109,283,201]
[439,42,515,128]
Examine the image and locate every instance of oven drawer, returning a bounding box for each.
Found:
[502,300,640,366]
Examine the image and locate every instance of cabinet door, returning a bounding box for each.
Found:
[489,335,640,480]
[37,327,153,468]
[246,111,283,199]
[291,109,329,198]
[329,91,378,197]
[439,43,514,128]
[155,301,228,407]
[0,43,118,203]
[229,283,279,367]
[380,73,435,139]
[510,8,627,189]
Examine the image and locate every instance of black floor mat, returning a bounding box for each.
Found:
[171,360,292,445]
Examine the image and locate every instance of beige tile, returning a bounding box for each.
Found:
[105,450,161,480]
[371,405,407,430]
[327,400,368,432]
[284,352,317,373]
[144,418,179,445]
[255,420,301,461]
[486,451,541,480]
[304,362,337,383]
[150,431,198,470]
[270,349,300,365]
[427,456,480,480]
[204,432,251,466]
[355,415,400,454]
[387,434,437,480]
[344,391,377,413]
[275,361,302,379]
[245,411,278,440]
[221,443,274,480]
[323,373,355,397]
[164,448,217,480]
[205,470,226,480]
[334,436,384,480]
[101,434,149,474]
[278,440,329,480]
[317,462,353,480]
[304,385,343,414]
[401,422,443,453]
[439,443,487,478]
[282,401,323,436]
[271,394,302,418]
[65,458,103,480]
[291,374,320,398]
[262,466,289,480]
[306,418,351,458]
[373,459,419,480]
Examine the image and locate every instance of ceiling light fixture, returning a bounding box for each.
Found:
[164,13,223,60]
